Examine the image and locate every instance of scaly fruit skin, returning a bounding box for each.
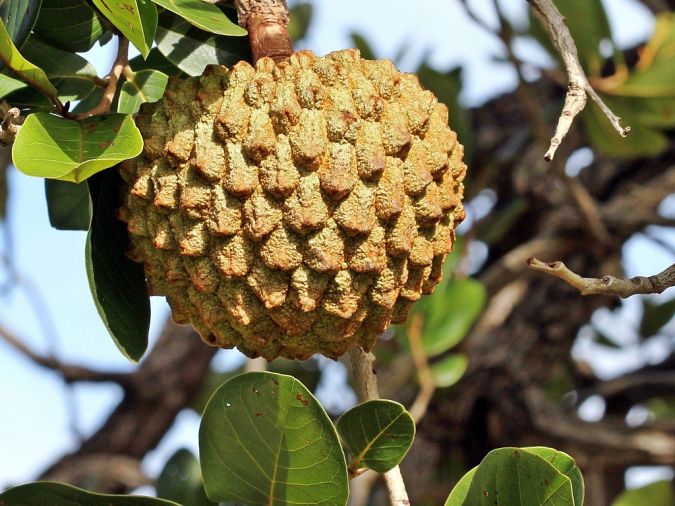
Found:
[119,49,466,360]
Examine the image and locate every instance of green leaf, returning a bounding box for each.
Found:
[118,69,168,114]
[444,447,581,506]
[583,96,668,159]
[0,481,179,505]
[92,0,157,58]
[0,0,42,50]
[612,480,674,506]
[33,0,107,52]
[12,112,143,182]
[430,354,468,388]
[157,449,216,506]
[20,35,100,103]
[288,3,312,42]
[421,278,486,356]
[155,11,250,77]
[0,19,58,103]
[86,168,150,363]
[149,0,245,36]
[350,32,376,61]
[336,400,415,474]
[525,447,584,506]
[199,371,349,506]
[0,70,27,97]
[444,466,476,506]
[44,179,91,230]
[640,296,675,338]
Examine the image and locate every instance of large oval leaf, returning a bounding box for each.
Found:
[156,448,216,506]
[12,112,143,182]
[92,0,157,58]
[445,447,581,506]
[86,168,150,362]
[150,0,245,36]
[0,19,57,102]
[0,481,179,505]
[155,11,250,77]
[33,0,106,52]
[118,68,168,114]
[45,178,90,230]
[199,371,349,506]
[0,0,42,50]
[336,400,415,474]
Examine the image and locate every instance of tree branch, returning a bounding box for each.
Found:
[527,258,675,297]
[0,322,135,388]
[527,0,630,161]
[347,347,411,506]
[73,36,129,120]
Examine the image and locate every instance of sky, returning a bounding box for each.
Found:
[0,0,669,493]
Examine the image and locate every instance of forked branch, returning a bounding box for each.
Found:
[527,0,630,161]
[527,258,675,297]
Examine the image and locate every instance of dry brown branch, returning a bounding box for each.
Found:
[527,0,630,161]
[527,258,675,297]
[0,101,23,144]
[0,322,135,388]
[73,37,129,120]
[347,346,411,505]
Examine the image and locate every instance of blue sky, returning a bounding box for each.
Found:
[0,0,666,492]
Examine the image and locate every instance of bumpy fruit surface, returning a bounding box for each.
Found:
[119,49,466,360]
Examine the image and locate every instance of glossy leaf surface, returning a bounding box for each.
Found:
[13,113,142,182]
[336,400,415,473]
[199,372,348,505]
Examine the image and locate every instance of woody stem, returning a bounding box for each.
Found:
[234,0,294,63]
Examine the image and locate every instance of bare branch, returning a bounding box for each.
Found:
[0,322,134,387]
[347,347,411,505]
[527,0,630,161]
[527,258,675,297]
[73,37,129,120]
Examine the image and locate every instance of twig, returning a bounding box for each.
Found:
[527,258,675,297]
[347,347,410,505]
[527,0,630,161]
[73,37,129,120]
[0,322,135,388]
[406,314,435,424]
[234,0,293,63]
[0,101,23,144]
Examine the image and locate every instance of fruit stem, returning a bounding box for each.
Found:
[234,0,294,63]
